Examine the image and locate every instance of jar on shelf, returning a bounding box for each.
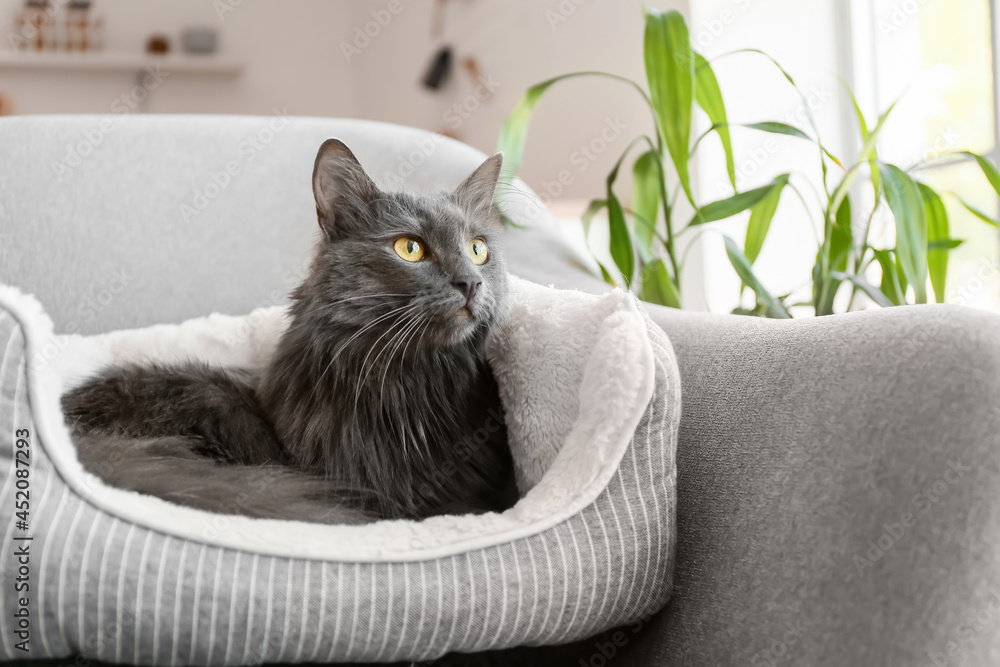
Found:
[66,0,91,52]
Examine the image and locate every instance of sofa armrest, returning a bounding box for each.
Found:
[613,301,1000,665]
[504,209,1000,663]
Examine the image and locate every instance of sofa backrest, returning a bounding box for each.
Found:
[0,114,573,334]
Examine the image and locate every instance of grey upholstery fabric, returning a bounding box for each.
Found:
[3,115,1000,666]
[623,302,1000,666]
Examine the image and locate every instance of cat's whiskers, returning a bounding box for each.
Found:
[319,293,414,309]
[335,308,415,499]
[373,310,430,468]
[376,310,427,415]
[353,305,423,393]
[315,302,417,387]
[399,316,436,465]
[373,311,428,461]
[347,305,424,438]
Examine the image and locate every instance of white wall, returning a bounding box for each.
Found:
[345,0,687,203]
[0,0,688,203]
[0,1,360,117]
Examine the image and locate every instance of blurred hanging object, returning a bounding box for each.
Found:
[462,56,492,100]
[422,0,454,91]
[422,46,453,90]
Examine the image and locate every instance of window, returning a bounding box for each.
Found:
[850,0,1000,310]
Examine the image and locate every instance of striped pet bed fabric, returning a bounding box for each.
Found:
[0,278,680,664]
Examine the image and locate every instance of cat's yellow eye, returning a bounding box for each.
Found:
[468,238,488,265]
[393,236,425,262]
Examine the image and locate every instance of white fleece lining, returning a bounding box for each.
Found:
[0,278,656,563]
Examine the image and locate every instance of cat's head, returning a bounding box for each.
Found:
[300,138,508,352]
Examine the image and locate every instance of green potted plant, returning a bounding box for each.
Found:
[497,8,1000,316]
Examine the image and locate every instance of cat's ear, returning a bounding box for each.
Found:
[454,152,503,219]
[312,139,379,238]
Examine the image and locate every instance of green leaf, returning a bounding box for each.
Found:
[747,121,843,168]
[496,76,564,192]
[837,78,883,203]
[859,102,898,163]
[956,196,1000,227]
[833,190,854,249]
[846,99,898,209]
[645,10,695,206]
[743,121,812,141]
[693,52,735,188]
[495,71,652,208]
[895,249,909,296]
[928,239,963,251]
[745,174,790,264]
[737,121,842,169]
[632,150,661,256]
[919,183,950,303]
[840,77,870,141]
[832,271,894,308]
[690,120,817,151]
[601,136,654,286]
[869,161,883,209]
[722,235,791,318]
[607,186,634,286]
[581,198,606,235]
[688,180,779,226]
[580,198,617,286]
[962,151,1000,199]
[816,194,853,315]
[872,249,904,306]
[691,119,840,169]
[827,160,869,227]
[639,257,682,308]
[880,163,928,303]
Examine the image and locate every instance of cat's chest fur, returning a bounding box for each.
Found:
[258,312,516,520]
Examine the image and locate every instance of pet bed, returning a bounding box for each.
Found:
[0,276,679,664]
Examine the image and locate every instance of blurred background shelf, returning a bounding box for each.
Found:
[0,51,244,74]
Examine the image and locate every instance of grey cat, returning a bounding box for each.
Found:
[62,139,518,525]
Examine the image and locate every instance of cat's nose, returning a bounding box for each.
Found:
[453,276,482,305]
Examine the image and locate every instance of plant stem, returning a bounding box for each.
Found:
[856,204,878,268]
[786,181,821,245]
[657,150,681,285]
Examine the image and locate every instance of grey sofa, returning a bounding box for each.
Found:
[3,114,1000,666]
